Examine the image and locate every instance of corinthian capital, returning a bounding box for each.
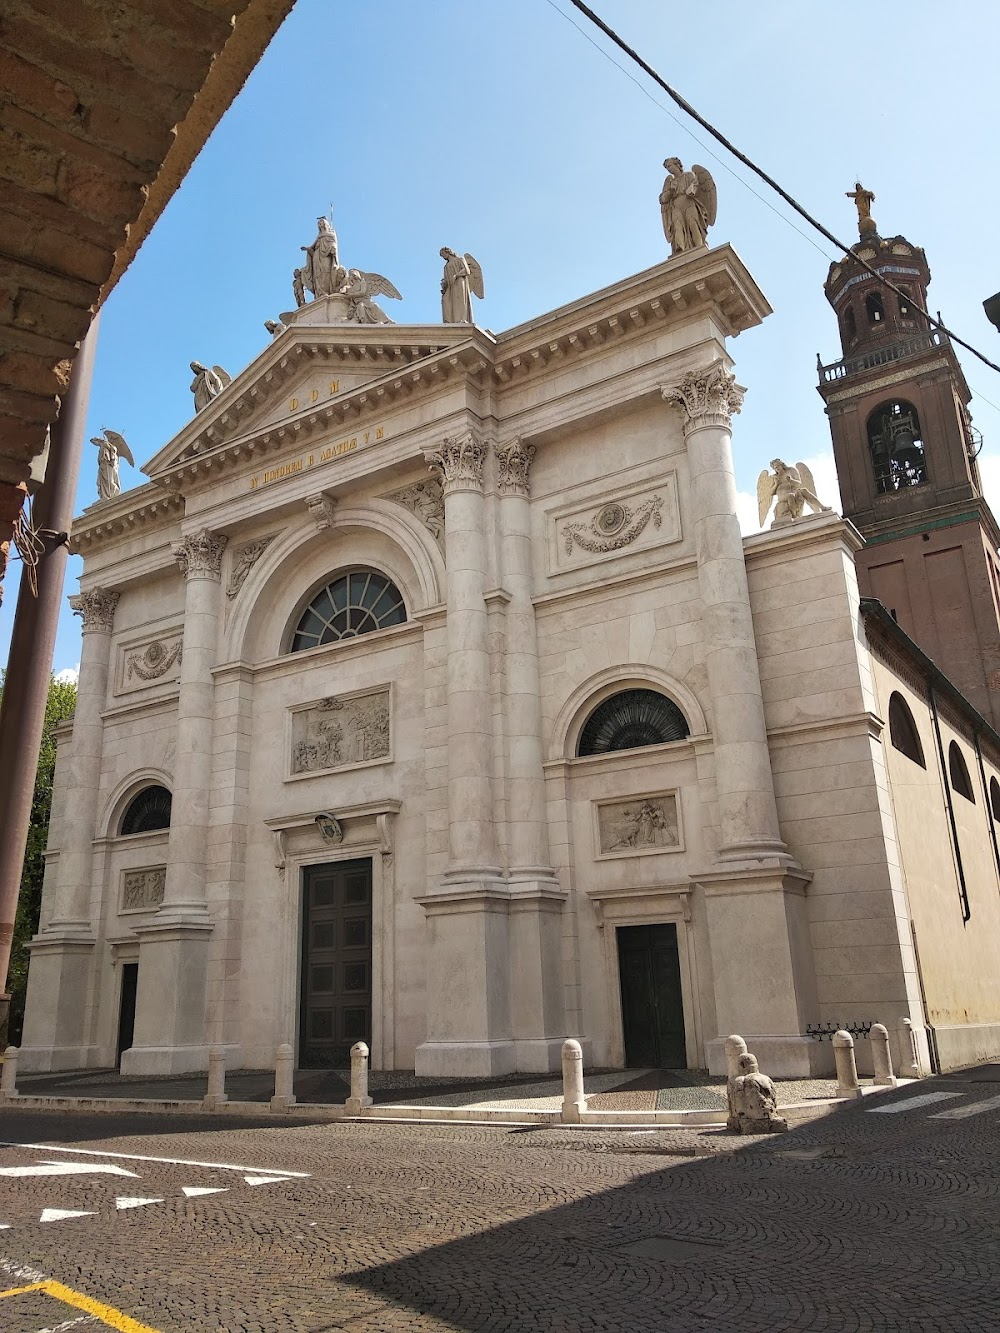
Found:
[69,587,120,633]
[495,437,537,497]
[423,432,487,494]
[173,528,228,580]
[662,361,746,433]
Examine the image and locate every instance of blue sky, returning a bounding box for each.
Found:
[4,0,999,678]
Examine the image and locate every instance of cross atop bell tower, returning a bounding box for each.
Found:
[817,189,1000,726]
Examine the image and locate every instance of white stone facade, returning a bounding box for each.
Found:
[21,246,998,1080]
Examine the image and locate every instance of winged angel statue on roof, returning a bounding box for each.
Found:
[660,158,717,255]
[757,459,833,529]
[90,428,134,502]
[440,248,485,323]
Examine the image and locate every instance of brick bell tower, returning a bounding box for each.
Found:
[817,184,1000,727]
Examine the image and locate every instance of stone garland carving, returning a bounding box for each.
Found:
[423,432,487,491]
[126,638,182,681]
[121,866,166,912]
[305,493,337,531]
[227,535,276,599]
[662,362,745,430]
[292,688,390,775]
[385,478,445,547]
[495,437,536,497]
[69,587,120,633]
[598,794,679,855]
[173,529,228,580]
[563,496,663,557]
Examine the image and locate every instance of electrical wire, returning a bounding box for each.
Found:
[558,0,1000,381]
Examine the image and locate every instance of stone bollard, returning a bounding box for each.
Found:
[560,1039,587,1124]
[346,1040,373,1115]
[869,1024,897,1088]
[833,1029,862,1099]
[203,1045,228,1109]
[899,1017,922,1078]
[0,1045,18,1099]
[270,1042,297,1111]
[724,1034,748,1131]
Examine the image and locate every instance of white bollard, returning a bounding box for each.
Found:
[833,1029,862,1099]
[203,1045,228,1109]
[346,1041,373,1115]
[724,1034,748,1131]
[899,1017,922,1078]
[560,1038,586,1124]
[870,1023,897,1088]
[0,1045,18,1099]
[270,1042,297,1111]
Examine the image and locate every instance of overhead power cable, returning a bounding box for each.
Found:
[561,0,1000,380]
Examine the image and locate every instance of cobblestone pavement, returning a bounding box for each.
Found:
[1,1073,999,1331]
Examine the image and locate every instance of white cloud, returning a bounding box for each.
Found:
[54,664,79,685]
[737,449,841,536]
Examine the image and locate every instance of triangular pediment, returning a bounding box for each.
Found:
[142,319,486,480]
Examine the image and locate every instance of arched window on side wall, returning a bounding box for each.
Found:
[948,742,975,803]
[867,400,927,494]
[842,306,857,344]
[888,692,925,768]
[289,569,406,652]
[866,291,885,325]
[120,786,172,835]
[577,689,690,757]
[990,776,1000,822]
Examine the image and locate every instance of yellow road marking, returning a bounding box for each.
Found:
[0,1278,160,1331]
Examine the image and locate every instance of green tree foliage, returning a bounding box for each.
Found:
[0,670,77,1042]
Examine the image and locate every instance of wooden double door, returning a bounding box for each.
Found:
[300,860,373,1068]
[617,922,687,1069]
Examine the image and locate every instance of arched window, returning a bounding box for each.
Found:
[843,306,857,343]
[888,692,925,768]
[120,786,172,835]
[990,776,1000,822]
[577,689,690,757]
[866,292,885,325]
[898,288,914,320]
[948,742,975,803]
[867,400,926,494]
[290,569,406,652]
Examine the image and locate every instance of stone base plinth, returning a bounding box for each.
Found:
[706,1033,830,1079]
[414,1040,517,1079]
[120,1042,211,1077]
[19,932,96,1069]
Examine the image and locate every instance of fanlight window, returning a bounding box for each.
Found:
[990,776,1000,823]
[867,400,926,494]
[948,742,975,803]
[290,570,406,652]
[888,693,925,768]
[120,786,172,835]
[577,689,690,757]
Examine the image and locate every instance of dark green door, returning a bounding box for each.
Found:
[300,860,372,1067]
[617,923,686,1068]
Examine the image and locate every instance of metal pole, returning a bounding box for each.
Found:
[0,315,99,1031]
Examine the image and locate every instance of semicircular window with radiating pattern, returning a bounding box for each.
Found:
[577,688,690,757]
[120,785,172,835]
[290,569,407,652]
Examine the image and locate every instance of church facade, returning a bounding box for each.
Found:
[20,236,1000,1081]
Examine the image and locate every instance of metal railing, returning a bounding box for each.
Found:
[818,329,949,383]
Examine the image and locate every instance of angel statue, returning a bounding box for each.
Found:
[757,459,833,529]
[189,361,232,412]
[440,247,484,323]
[264,318,287,338]
[343,268,402,325]
[660,157,717,255]
[90,428,134,502]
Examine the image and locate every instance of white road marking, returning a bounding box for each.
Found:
[928,1092,1000,1120]
[38,1209,95,1223]
[0,1142,309,1177]
[0,1161,139,1179]
[865,1091,963,1114]
[36,1317,98,1331]
[244,1174,295,1187]
[115,1197,164,1210]
[0,1224,9,1230]
[182,1186,227,1198]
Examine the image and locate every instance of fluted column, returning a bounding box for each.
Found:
[662,363,784,861]
[424,433,499,877]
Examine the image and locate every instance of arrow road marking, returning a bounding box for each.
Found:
[244,1174,295,1187]
[115,1197,164,1210]
[0,1141,309,1177]
[0,1161,140,1178]
[39,1209,96,1223]
[929,1092,1000,1120]
[182,1186,228,1198]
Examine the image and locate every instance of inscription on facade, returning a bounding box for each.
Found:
[121,866,166,912]
[249,425,385,490]
[595,792,681,858]
[290,687,391,776]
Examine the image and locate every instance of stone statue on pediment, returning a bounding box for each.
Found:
[440,248,484,323]
[660,158,717,255]
[757,459,832,528]
[90,428,133,501]
[190,362,231,412]
[344,268,401,324]
[296,217,347,306]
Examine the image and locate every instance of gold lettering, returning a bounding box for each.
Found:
[329,380,339,394]
[310,389,319,403]
[289,397,298,411]
[363,431,370,444]
[308,454,314,466]
[376,427,384,440]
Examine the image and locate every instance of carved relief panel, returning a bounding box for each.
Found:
[288,686,391,779]
[115,631,184,695]
[548,475,681,573]
[120,865,166,913]
[593,790,682,859]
